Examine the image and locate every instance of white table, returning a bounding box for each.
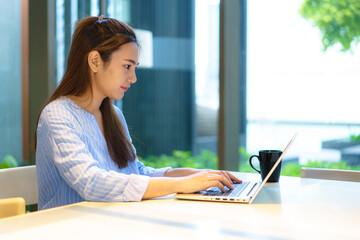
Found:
[0,173,359,240]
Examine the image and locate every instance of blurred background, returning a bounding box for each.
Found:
[1,0,360,176]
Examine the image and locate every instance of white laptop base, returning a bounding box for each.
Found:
[175,134,297,204]
[175,181,260,203]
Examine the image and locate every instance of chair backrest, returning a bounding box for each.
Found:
[0,197,26,219]
[301,167,360,182]
[0,165,38,205]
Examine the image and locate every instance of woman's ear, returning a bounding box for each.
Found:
[88,50,101,73]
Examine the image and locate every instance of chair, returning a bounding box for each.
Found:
[0,197,26,219]
[0,165,38,205]
[301,167,360,182]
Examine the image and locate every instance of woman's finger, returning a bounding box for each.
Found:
[215,173,234,190]
[209,170,238,187]
[225,171,242,183]
[213,181,226,192]
[220,170,232,183]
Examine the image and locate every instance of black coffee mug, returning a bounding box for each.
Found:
[249,150,282,182]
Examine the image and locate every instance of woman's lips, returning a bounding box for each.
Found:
[121,87,129,92]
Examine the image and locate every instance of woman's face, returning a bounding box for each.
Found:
[93,42,139,100]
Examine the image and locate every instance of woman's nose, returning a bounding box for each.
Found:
[128,71,137,84]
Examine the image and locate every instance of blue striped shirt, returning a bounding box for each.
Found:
[36,96,170,210]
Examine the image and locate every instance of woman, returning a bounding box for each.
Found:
[35,16,241,210]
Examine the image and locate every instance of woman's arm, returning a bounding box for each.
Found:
[142,170,242,199]
[38,104,150,203]
[164,168,242,185]
[163,168,201,177]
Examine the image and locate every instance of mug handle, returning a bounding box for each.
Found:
[249,155,261,174]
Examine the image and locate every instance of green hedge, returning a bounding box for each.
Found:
[140,149,360,177]
[0,154,19,169]
[140,149,218,169]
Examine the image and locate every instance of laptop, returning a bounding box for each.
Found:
[175,134,297,204]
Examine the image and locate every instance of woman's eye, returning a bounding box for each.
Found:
[124,65,131,69]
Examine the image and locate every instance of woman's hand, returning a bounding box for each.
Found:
[143,169,242,200]
[207,170,242,185]
[176,170,242,194]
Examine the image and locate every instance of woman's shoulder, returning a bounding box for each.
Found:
[40,96,82,124]
[42,97,70,115]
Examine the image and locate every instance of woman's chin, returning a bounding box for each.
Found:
[110,92,125,100]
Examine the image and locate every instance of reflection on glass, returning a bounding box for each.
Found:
[55,0,220,170]
[247,0,360,174]
[109,0,197,160]
[0,0,22,166]
[56,0,102,84]
[195,0,219,155]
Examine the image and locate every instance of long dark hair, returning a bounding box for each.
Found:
[35,16,137,168]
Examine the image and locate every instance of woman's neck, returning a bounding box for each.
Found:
[67,91,103,115]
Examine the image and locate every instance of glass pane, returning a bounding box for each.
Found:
[0,0,22,168]
[247,0,360,176]
[56,0,101,83]
[108,0,130,22]
[109,0,219,169]
[195,0,219,155]
[54,0,219,169]
[56,0,66,83]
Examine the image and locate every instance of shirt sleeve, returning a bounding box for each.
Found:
[136,159,172,177]
[38,105,150,202]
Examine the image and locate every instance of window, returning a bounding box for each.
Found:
[0,0,22,168]
[194,0,219,155]
[109,0,198,160]
[246,0,360,175]
[55,0,221,168]
[56,0,101,83]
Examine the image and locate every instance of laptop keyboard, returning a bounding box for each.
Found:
[199,182,250,197]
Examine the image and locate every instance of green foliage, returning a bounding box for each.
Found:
[300,0,360,52]
[280,163,303,177]
[239,147,359,177]
[239,147,251,160]
[239,159,256,173]
[281,160,359,177]
[141,149,360,178]
[0,154,18,169]
[350,133,360,142]
[140,149,218,169]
